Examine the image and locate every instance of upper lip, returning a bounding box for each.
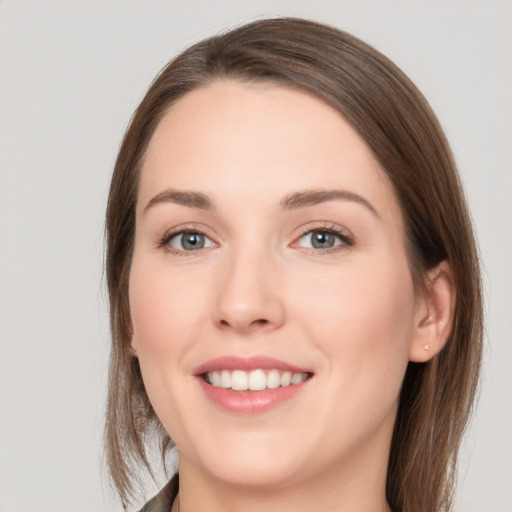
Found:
[193,356,312,376]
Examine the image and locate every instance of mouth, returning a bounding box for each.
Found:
[194,356,314,413]
[202,369,312,391]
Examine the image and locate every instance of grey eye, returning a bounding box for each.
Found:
[297,230,343,250]
[310,232,336,249]
[170,232,213,251]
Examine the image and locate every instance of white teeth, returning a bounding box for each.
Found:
[280,371,292,386]
[231,370,248,390]
[210,371,221,387]
[267,369,281,389]
[248,369,266,391]
[206,369,309,390]
[220,370,231,389]
[291,372,307,385]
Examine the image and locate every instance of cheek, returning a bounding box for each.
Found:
[129,271,173,354]
[129,260,208,355]
[306,263,415,449]
[128,259,209,431]
[294,255,416,380]
[127,260,208,428]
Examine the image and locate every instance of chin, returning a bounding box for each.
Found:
[206,455,303,489]
[180,429,311,489]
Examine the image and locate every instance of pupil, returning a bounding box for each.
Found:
[183,233,204,250]
[312,232,334,249]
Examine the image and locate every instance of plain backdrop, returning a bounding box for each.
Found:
[1,1,511,511]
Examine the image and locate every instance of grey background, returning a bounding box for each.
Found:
[0,1,511,511]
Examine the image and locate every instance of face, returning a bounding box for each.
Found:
[129,81,422,490]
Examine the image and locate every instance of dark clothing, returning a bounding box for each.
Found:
[138,475,179,512]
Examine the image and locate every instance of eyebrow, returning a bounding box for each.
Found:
[143,189,214,213]
[280,189,380,218]
[143,187,379,218]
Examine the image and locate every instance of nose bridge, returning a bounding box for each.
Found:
[213,236,285,333]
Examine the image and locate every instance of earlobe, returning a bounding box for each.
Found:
[128,318,138,357]
[128,320,139,357]
[130,339,139,358]
[409,261,456,362]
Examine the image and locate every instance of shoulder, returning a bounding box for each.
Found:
[138,475,179,512]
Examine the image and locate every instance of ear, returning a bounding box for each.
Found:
[130,339,139,358]
[409,260,456,362]
[128,319,139,357]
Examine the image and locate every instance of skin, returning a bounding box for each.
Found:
[129,81,454,512]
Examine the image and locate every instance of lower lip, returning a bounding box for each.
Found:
[197,377,311,414]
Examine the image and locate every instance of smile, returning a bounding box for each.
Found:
[204,369,310,391]
[194,356,313,413]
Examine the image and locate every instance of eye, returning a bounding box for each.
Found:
[166,231,216,251]
[295,228,353,251]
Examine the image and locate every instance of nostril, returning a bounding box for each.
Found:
[218,317,269,329]
[252,319,269,326]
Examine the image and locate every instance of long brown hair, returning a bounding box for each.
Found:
[105,17,482,511]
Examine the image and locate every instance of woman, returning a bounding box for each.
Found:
[105,17,482,512]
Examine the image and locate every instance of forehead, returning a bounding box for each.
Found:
[138,80,399,219]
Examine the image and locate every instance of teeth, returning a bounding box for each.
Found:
[220,370,231,389]
[267,369,280,389]
[281,371,292,386]
[210,371,221,387]
[206,369,309,390]
[248,369,266,391]
[231,370,248,390]
[291,372,307,385]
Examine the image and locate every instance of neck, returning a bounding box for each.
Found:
[175,446,391,512]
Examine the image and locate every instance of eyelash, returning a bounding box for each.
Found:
[157,227,216,256]
[157,223,354,255]
[293,224,354,253]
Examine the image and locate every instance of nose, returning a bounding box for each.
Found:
[212,247,286,335]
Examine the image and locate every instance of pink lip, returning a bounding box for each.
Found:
[193,355,310,375]
[197,378,311,414]
[193,356,313,414]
